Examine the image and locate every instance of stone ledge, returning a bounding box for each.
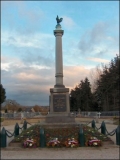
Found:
[39,123,79,128]
[50,88,69,93]
[45,116,75,123]
[9,142,22,147]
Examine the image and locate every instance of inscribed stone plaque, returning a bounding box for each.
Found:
[53,94,66,112]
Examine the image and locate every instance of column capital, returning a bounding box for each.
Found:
[54,30,64,36]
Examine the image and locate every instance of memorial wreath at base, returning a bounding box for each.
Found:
[46,137,79,148]
[63,138,79,147]
[22,137,39,148]
[47,138,61,147]
[85,136,102,147]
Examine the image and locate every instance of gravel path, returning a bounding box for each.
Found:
[1,146,119,159]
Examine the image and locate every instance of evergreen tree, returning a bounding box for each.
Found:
[94,55,119,111]
[70,55,119,112]
[0,84,6,104]
[70,77,93,111]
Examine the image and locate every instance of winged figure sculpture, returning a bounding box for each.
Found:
[56,15,63,24]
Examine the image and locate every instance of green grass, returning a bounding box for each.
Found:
[12,124,111,147]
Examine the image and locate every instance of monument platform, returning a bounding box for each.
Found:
[45,115,75,123]
[39,122,79,129]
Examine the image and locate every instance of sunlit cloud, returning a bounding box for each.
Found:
[64,65,90,89]
[87,57,109,63]
[1,55,92,105]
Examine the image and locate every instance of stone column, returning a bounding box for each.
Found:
[46,18,75,123]
[54,24,65,88]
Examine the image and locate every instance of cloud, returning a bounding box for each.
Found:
[1,30,55,68]
[78,21,118,58]
[1,1,25,9]
[1,69,54,106]
[64,65,90,89]
[1,1,119,106]
[18,5,44,24]
[78,22,108,54]
[1,55,26,71]
[87,57,109,63]
[2,30,53,49]
[21,51,54,68]
[62,16,77,30]
[1,55,92,105]
[89,22,108,43]
[1,1,44,34]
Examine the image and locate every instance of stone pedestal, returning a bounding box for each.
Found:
[46,87,74,123]
[49,88,70,115]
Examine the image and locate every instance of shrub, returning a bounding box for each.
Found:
[18,108,22,112]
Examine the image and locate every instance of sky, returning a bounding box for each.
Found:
[1,1,119,106]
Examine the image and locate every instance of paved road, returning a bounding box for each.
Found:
[1,121,119,159]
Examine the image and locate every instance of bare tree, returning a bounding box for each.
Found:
[89,64,103,92]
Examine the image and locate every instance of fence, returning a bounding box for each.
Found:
[0,120,120,148]
[0,120,46,148]
[1,111,119,119]
[0,112,42,119]
[80,111,120,117]
[81,120,120,146]
[100,111,120,117]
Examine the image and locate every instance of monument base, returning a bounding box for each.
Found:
[49,86,72,123]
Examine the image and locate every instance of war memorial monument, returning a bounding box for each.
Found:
[45,16,75,123]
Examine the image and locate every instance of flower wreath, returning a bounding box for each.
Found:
[64,138,79,147]
[23,137,38,148]
[86,137,102,147]
[47,138,60,147]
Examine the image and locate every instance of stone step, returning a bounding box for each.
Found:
[45,116,75,123]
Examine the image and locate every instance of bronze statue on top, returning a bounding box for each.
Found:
[56,15,63,24]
